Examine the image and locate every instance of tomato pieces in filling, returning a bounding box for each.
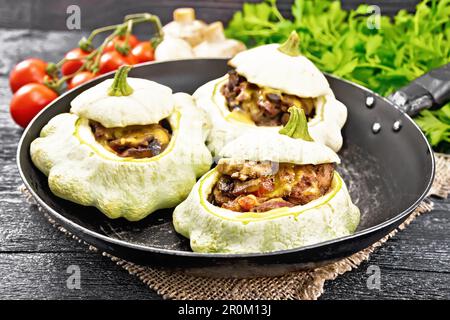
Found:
[90,119,171,159]
[209,159,335,212]
[221,70,316,126]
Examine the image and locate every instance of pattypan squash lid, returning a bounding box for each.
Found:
[218,107,340,165]
[70,66,174,128]
[228,31,330,98]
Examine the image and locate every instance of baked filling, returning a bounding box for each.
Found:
[221,70,316,126]
[90,119,172,159]
[209,159,334,212]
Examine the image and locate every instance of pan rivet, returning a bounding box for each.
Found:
[372,122,381,134]
[366,96,375,108]
[393,120,402,132]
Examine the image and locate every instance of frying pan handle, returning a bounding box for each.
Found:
[388,63,450,116]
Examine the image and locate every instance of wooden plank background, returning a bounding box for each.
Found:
[0,0,421,30]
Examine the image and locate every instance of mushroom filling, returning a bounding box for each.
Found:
[221,70,316,126]
[209,159,334,213]
[89,119,172,159]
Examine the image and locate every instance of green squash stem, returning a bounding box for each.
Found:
[278,31,301,56]
[108,65,134,96]
[279,106,313,141]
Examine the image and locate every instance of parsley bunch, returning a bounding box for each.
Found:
[225,0,450,153]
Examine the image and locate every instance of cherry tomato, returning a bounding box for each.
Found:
[131,41,154,63]
[67,71,97,90]
[61,48,91,76]
[105,35,139,52]
[10,83,58,128]
[99,51,136,74]
[9,58,48,93]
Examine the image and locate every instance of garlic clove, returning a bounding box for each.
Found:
[193,40,245,58]
[173,8,196,23]
[155,37,195,61]
[193,22,246,58]
[202,21,226,42]
[163,8,207,47]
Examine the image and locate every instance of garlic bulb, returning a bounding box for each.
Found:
[193,22,246,58]
[163,8,206,47]
[155,37,194,61]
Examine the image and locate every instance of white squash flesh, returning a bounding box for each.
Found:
[173,169,359,253]
[173,130,360,253]
[229,43,330,98]
[70,77,174,128]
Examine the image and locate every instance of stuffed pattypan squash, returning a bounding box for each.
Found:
[194,31,347,155]
[173,107,360,253]
[31,66,212,221]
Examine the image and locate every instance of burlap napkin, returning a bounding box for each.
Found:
[21,154,449,300]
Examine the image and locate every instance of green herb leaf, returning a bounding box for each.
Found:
[416,105,450,147]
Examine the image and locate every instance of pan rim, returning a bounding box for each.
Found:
[16,59,436,260]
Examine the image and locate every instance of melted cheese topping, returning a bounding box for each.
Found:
[90,120,172,159]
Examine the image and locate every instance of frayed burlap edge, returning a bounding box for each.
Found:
[430,153,450,198]
[19,154,449,300]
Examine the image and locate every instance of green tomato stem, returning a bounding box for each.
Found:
[279,106,313,141]
[51,14,163,83]
[87,24,123,42]
[278,31,301,57]
[108,65,134,96]
[45,62,58,76]
[115,19,133,55]
[78,24,122,51]
[90,31,120,73]
[124,13,164,47]
[125,18,133,40]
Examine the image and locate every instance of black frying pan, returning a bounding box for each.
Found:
[17,59,449,277]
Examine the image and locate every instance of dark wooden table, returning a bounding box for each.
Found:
[1,0,449,300]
